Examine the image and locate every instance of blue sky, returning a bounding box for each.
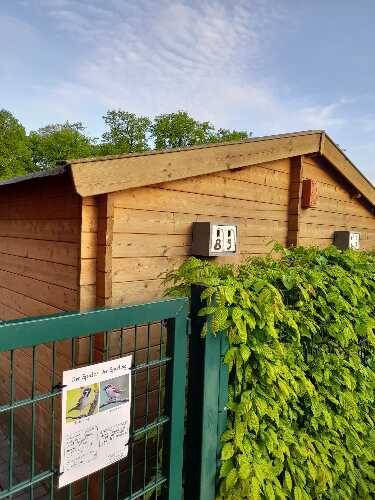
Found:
[1,0,374,182]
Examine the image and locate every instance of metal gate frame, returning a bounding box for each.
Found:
[185,286,229,500]
[0,297,188,499]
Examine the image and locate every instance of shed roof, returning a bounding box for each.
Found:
[0,165,67,187]
[1,130,374,208]
[68,130,375,207]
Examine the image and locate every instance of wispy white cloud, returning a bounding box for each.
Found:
[9,0,375,181]
[33,0,350,135]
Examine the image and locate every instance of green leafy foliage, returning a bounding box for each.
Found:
[209,128,251,143]
[1,108,252,179]
[165,246,375,499]
[100,110,151,155]
[0,109,35,179]
[151,110,215,149]
[29,121,95,169]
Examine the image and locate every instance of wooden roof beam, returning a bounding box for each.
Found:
[320,134,375,206]
[69,131,322,197]
[68,129,375,209]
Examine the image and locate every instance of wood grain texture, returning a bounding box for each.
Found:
[322,135,375,206]
[113,209,289,235]
[0,269,78,310]
[309,196,373,218]
[80,258,97,286]
[0,219,81,242]
[300,156,375,249]
[0,286,64,317]
[96,193,114,307]
[299,225,375,240]
[112,256,187,283]
[71,131,321,196]
[302,210,375,229]
[110,160,290,304]
[303,157,374,215]
[0,237,80,266]
[113,233,191,258]
[114,194,288,221]
[217,158,291,180]
[78,197,99,311]
[287,156,304,247]
[80,232,97,259]
[0,196,80,220]
[0,174,83,470]
[79,284,97,311]
[0,179,81,321]
[0,302,26,320]
[112,279,165,305]
[157,174,289,205]
[69,131,374,214]
[0,253,78,289]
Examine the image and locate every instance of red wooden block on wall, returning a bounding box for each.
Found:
[301,179,318,208]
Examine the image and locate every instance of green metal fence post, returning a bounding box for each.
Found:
[162,303,189,500]
[185,285,229,500]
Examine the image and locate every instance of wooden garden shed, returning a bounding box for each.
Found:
[0,129,374,322]
[0,129,374,497]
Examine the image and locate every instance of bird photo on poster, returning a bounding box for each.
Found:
[65,384,99,422]
[99,374,130,411]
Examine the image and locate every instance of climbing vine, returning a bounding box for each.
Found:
[165,245,375,499]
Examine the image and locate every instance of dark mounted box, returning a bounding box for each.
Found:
[191,222,238,257]
[333,231,360,250]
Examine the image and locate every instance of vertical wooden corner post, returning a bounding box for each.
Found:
[185,285,229,500]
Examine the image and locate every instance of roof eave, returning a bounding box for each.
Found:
[320,133,375,207]
[0,165,67,188]
[69,130,323,197]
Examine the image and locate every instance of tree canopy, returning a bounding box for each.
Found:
[151,111,251,149]
[152,110,215,149]
[210,128,251,143]
[0,109,252,179]
[100,110,151,155]
[0,109,34,179]
[28,122,94,170]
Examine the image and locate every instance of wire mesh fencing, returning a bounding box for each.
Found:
[0,299,188,500]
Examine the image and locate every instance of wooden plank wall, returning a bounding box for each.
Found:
[78,195,169,498]
[79,196,98,311]
[0,175,83,474]
[287,157,303,246]
[299,155,375,249]
[0,175,82,320]
[110,159,291,305]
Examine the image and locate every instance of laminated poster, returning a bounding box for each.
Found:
[59,355,132,488]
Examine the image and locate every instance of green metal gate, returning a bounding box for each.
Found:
[0,297,188,500]
[184,286,229,500]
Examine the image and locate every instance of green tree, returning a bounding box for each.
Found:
[0,109,34,179]
[151,110,215,149]
[209,127,251,143]
[99,109,252,153]
[100,110,151,155]
[29,121,95,170]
